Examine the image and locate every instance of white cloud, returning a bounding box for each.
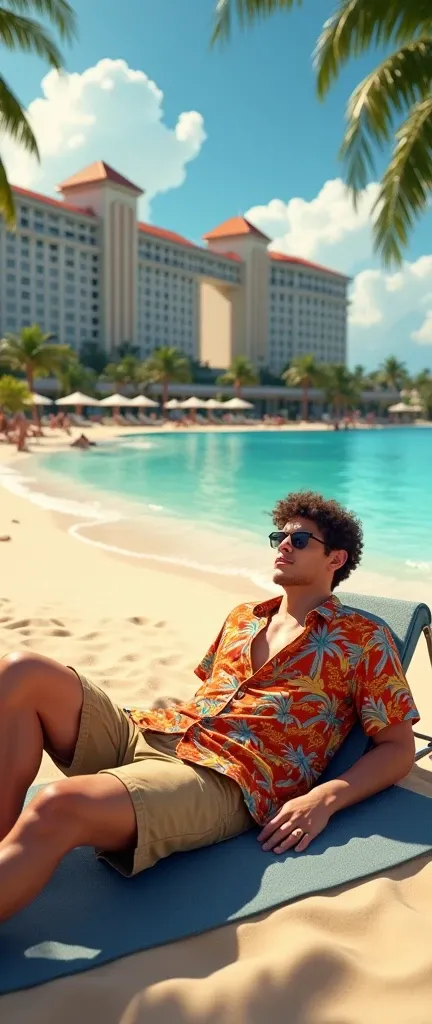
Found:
[246,178,380,272]
[350,258,432,332]
[0,58,206,218]
[412,312,432,345]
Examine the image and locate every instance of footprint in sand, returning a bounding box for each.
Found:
[4,618,31,630]
[127,616,149,627]
[49,628,72,638]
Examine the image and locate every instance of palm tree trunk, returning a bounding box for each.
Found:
[235,378,241,398]
[162,378,168,415]
[301,385,309,422]
[27,370,41,434]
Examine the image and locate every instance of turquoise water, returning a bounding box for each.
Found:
[38,428,432,579]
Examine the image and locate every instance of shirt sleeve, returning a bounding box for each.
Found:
[194,620,227,682]
[353,623,420,735]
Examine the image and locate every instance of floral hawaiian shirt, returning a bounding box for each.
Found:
[128,595,419,825]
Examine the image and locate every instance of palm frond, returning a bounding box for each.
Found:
[3,0,77,42]
[0,156,15,225]
[0,9,63,68]
[315,0,432,98]
[373,96,432,265]
[211,0,303,45]
[340,39,432,194]
[0,75,38,153]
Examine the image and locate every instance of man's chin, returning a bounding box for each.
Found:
[272,567,305,587]
[272,566,293,584]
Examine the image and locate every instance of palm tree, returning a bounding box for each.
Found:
[216,355,258,397]
[378,356,410,392]
[103,354,142,394]
[142,346,192,411]
[211,0,432,265]
[0,374,30,414]
[417,379,432,420]
[56,353,97,398]
[282,354,323,421]
[0,325,72,427]
[321,364,360,420]
[0,1,76,225]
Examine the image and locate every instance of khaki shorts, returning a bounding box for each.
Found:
[53,674,253,876]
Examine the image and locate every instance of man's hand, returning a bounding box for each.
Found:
[258,788,335,854]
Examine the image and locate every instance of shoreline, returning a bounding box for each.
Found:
[1,423,431,593]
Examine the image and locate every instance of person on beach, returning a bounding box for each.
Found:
[0,491,418,921]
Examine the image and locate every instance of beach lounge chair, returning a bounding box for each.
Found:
[320,591,432,783]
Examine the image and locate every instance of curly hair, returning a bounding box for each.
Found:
[271,490,364,590]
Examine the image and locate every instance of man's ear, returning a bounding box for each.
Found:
[329,549,348,572]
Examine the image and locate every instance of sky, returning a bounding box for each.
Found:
[1,0,431,371]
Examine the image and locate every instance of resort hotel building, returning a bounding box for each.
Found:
[0,161,349,374]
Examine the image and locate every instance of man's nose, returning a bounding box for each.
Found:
[279,533,293,552]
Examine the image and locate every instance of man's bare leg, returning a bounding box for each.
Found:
[0,774,137,921]
[0,652,85,839]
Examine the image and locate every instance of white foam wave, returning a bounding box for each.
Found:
[405,559,432,573]
[0,463,275,592]
[116,440,155,451]
[0,464,121,522]
[69,519,277,594]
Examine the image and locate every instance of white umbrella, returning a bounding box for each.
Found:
[99,393,133,407]
[388,402,413,413]
[205,398,225,409]
[179,396,208,409]
[24,392,53,406]
[165,398,181,409]
[56,392,99,407]
[129,395,159,408]
[223,397,254,410]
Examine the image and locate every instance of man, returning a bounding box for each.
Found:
[0,491,418,921]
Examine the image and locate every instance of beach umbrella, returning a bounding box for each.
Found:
[204,398,225,409]
[98,393,133,407]
[223,397,254,410]
[24,392,53,406]
[98,393,134,420]
[129,395,159,408]
[388,402,414,414]
[56,392,99,407]
[179,396,208,409]
[55,392,100,415]
[164,398,181,409]
[179,395,207,422]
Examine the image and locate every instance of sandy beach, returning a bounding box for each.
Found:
[1,424,432,1023]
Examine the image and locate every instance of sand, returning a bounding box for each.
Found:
[1,425,432,1023]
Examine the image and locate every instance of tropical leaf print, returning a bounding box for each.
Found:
[361,696,391,728]
[254,693,301,727]
[227,720,264,749]
[363,625,402,676]
[282,743,320,786]
[289,624,347,678]
[299,692,344,732]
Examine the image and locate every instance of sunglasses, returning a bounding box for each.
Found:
[269,530,327,551]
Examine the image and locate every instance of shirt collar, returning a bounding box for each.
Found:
[252,594,341,623]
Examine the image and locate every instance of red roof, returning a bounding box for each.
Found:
[12,185,96,218]
[58,161,143,196]
[220,250,243,262]
[138,221,197,249]
[270,251,348,280]
[203,215,269,242]
[138,222,242,262]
